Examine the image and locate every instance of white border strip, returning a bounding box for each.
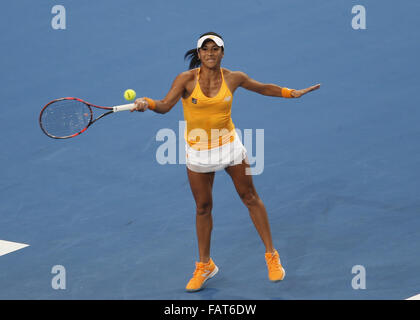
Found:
[406,294,420,300]
[0,240,29,256]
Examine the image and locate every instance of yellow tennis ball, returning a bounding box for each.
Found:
[124,89,136,101]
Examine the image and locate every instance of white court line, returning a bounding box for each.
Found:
[406,294,420,300]
[0,240,29,256]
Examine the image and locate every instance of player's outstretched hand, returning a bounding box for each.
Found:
[291,83,321,98]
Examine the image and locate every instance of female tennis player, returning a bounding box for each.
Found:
[131,32,320,292]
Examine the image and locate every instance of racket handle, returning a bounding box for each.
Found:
[113,103,134,112]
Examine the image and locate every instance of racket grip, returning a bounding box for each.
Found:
[113,104,134,112]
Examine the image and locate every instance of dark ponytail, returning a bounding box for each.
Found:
[184,48,200,70]
[184,32,224,70]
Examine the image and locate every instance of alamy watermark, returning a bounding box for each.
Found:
[155,121,265,175]
[351,5,366,30]
[351,265,366,290]
[51,265,66,290]
[51,5,66,30]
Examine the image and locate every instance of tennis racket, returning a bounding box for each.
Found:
[39,97,135,139]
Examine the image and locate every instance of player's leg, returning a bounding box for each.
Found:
[224,158,274,253]
[225,158,285,281]
[185,168,219,292]
[186,168,215,263]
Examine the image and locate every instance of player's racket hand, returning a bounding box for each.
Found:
[131,98,149,112]
[291,83,321,98]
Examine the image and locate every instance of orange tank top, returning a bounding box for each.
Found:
[181,68,235,150]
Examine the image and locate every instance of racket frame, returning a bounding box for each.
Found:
[39,97,133,139]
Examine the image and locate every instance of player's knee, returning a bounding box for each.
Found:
[196,201,212,215]
[240,189,259,208]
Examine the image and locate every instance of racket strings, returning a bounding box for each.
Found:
[41,99,92,138]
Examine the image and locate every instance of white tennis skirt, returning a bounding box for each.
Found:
[186,132,247,173]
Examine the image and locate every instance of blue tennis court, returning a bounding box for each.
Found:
[0,0,419,300]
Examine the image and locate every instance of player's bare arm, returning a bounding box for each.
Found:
[232,71,320,98]
[131,71,193,114]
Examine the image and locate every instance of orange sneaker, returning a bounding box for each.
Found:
[185,258,219,292]
[265,250,286,282]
